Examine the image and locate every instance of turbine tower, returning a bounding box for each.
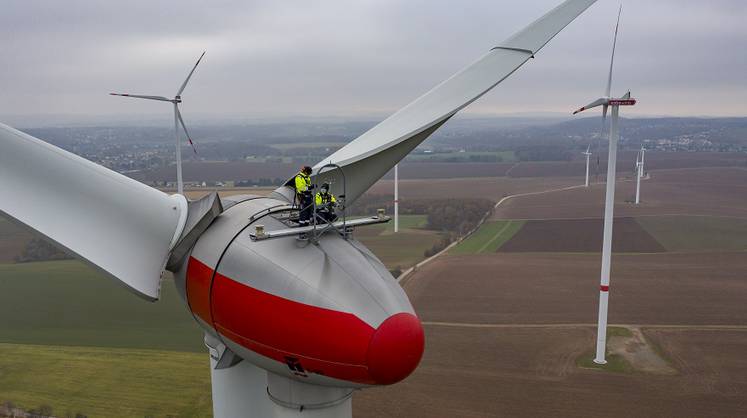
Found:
[635,145,645,204]
[394,164,399,232]
[583,145,592,187]
[111,52,205,195]
[572,4,636,365]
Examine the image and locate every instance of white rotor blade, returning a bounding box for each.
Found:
[109,93,172,102]
[279,0,597,204]
[573,97,608,115]
[605,4,622,98]
[176,51,206,97]
[0,123,187,301]
[176,106,198,154]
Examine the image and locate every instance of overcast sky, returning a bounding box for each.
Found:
[1,0,745,124]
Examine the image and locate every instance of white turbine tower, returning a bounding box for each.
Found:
[635,145,645,204]
[111,52,205,195]
[583,145,592,187]
[572,5,636,365]
[394,164,399,233]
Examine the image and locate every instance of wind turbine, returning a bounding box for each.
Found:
[110,52,205,195]
[583,145,592,187]
[635,145,645,204]
[1,1,598,416]
[572,4,636,365]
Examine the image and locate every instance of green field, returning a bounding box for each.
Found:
[0,260,203,352]
[0,343,211,418]
[0,217,33,263]
[355,215,443,270]
[451,220,525,255]
[637,215,747,252]
[0,218,443,416]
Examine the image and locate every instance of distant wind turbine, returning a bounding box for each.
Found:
[110,52,205,195]
[572,5,636,365]
[635,145,645,204]
[394,164,399,233]
[583,145,592,187]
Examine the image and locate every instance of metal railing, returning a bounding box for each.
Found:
[309,163,347,242]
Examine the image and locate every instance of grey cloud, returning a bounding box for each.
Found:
[1,0,745,121]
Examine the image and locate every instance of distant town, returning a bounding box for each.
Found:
[19,116,747,189]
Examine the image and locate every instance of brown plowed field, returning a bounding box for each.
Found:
[130,161,298,183]
[367,176,581,201]
[355,164,747,417]
[508,161,589,177]
[354,326,747,418]
[382,162,518,179]
[479,151,746,178]
[499,217,665,253]
[494,167,747,220]
[644,329,747,399]
[404,252,747,326]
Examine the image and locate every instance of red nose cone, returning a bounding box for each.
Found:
[367,312,425,385]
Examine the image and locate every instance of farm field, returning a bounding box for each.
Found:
[354,325,747,418]
[450,220,524,255]
[494,167,747,220]
[0,261,203,352]
[404,252,747,326]
[355,165,747,416]
[368,176,581,201]
[130,151,747,184]
[130,161,298,183]
[181,186,274,200]
[637,215,747,252]
[499,217,665,253]
[354,215,444,270]
[0,218,31,263]
[404,150,517,163]
[504,151,746,178]
[0,343,211,418]
[643,329,747,397]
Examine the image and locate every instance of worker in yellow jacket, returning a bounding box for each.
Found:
[314,182,337,223]
[294,166,313,225]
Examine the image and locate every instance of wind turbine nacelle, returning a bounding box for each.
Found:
[173,195,425,388]
[608,98,636,106]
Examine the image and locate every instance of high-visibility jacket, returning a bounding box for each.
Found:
[315,192,336,206]
[294,171,311,193]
